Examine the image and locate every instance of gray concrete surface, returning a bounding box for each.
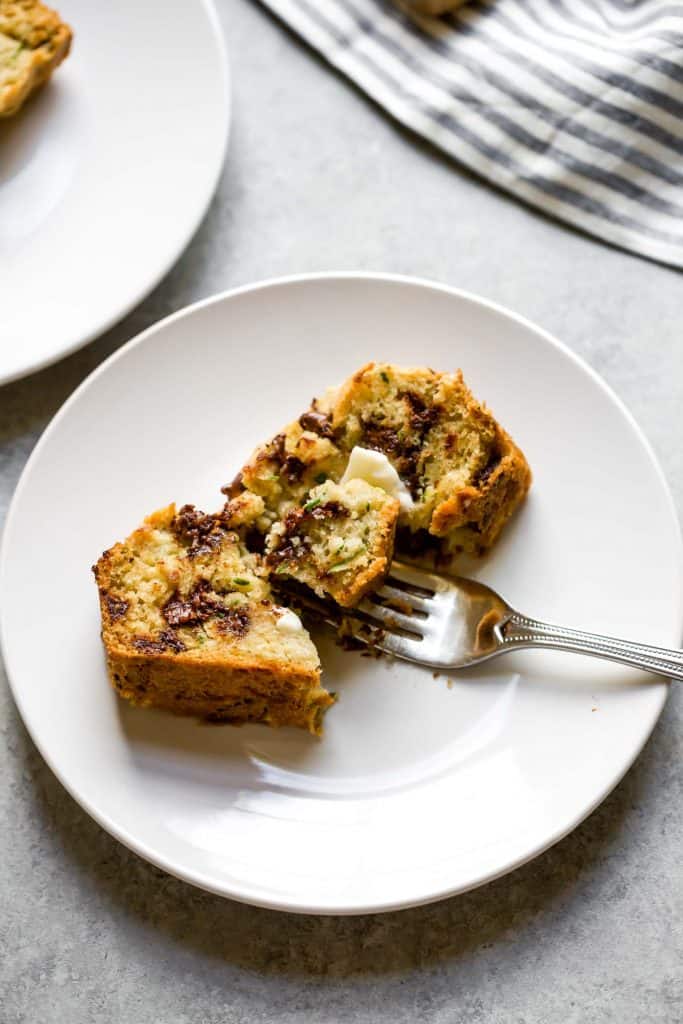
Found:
[2,1,683,1021]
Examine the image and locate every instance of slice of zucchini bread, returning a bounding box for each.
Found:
[266,478,399,607]
[93,503,335,735]
[0,1,72,117]
[226,362,531,570]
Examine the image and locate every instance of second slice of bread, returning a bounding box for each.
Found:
[93,504,335,734]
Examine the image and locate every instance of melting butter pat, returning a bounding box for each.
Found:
[275,607,303,634]
[340,446,414,511]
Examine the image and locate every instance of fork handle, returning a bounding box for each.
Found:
[500,611,683,681]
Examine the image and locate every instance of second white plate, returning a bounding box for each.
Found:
[0,0,229,384]
[1,274,680,914]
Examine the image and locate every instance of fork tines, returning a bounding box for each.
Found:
[277,561,438,660]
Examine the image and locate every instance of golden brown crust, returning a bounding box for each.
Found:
[103,648,333,734]
[327,499,397,607]
[429,425,532,548]
[93,504,333,736]
[333,554,389,607]
[0,0,72,117]
[235,363,531,574]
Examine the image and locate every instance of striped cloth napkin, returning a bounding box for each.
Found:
[258,0,683,268]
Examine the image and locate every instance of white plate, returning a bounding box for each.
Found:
[0,0,229,385]
[2,274,681,915]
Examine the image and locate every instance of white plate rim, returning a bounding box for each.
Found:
[2,271,681,915]
[0,0,231,387]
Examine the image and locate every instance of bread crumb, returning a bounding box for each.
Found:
[431,671,455,689]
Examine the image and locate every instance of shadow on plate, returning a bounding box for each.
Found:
[115,695,323,790]
[0,82,62,184]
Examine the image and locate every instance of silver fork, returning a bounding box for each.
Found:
[285,561,683,680]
